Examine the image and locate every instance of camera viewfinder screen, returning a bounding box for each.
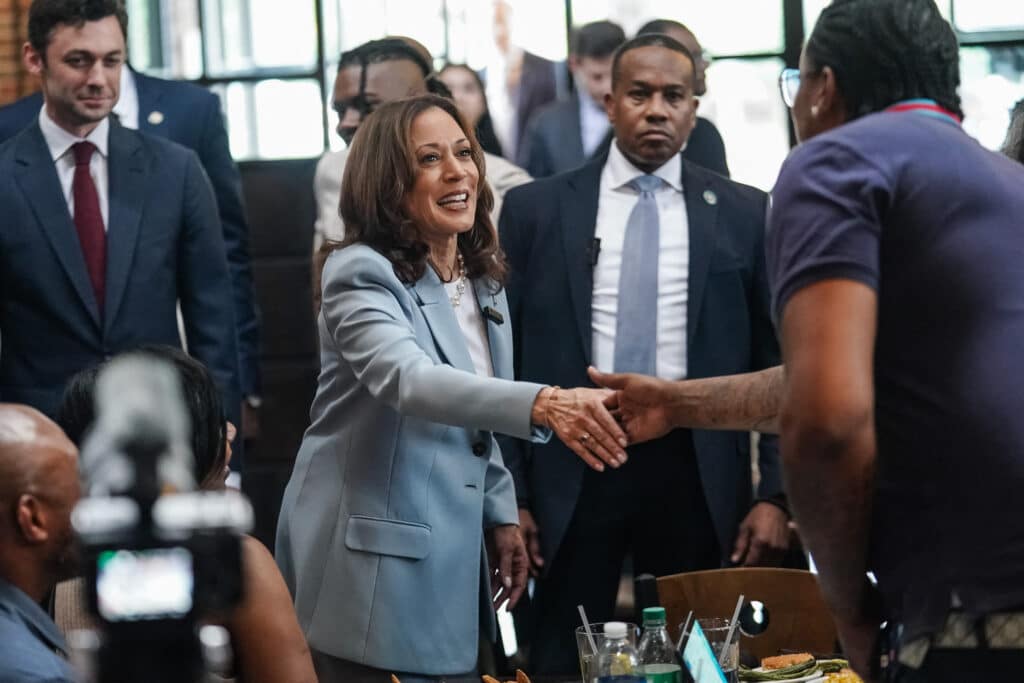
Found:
[96,547,194,621]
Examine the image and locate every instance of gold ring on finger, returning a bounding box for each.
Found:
[579,432,591,443]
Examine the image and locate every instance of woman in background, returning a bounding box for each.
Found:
[440,63,505,158]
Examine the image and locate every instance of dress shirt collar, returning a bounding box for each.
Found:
[0,577,68,656]
[38,105,110,163]
[113,66,140,129]
[606,139,683,193]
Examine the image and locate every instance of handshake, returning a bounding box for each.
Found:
[529,367,693,472]
[533,365,783,472]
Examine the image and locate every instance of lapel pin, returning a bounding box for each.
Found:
[703,189,718,206]
[483,306,504,325]
[147,110,165,125]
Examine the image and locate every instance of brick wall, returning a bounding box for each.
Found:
[0,0,34,106]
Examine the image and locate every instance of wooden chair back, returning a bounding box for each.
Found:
[656,567,838,662]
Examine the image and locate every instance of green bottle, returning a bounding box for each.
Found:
[638,607,682,683]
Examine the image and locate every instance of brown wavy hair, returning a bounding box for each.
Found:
[328,94,507,288]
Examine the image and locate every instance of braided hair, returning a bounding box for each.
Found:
[1003,99,1024,165]
[806,0,962,121]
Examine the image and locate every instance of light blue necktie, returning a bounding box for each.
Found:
[614,174,663,374]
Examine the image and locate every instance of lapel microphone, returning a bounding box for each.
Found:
[483,306,504,325]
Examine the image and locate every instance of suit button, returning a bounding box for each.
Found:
[472,442,487,457]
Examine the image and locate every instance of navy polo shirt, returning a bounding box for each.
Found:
[0,578,76,682]
[768,107,1024,643]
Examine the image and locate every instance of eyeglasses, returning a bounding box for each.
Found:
[779,68,800,108]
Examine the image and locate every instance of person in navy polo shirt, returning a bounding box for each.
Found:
[592,1,1024,681]
[0,405,80,683]
[768,0,1024,680]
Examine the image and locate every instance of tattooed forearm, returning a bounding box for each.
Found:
[668,366,784,434]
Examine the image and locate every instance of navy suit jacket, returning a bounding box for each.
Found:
[497,153,780,565]
[0,71,261,396]
[0,120,240,429]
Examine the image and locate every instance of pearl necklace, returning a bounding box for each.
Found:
[448,252,467,307]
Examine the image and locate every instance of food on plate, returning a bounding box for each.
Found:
[761,653,814,670]
[739,657,849,681]
[824,669,864,683]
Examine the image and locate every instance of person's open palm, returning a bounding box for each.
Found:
[587,366,674,444]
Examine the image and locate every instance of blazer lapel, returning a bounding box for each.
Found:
[560,158,604,365]
[411,269,476,375]
[563,95,585,167]
[103,122,147,332]
[682,160,719,350]
[473,280,511,379]
[13,123,102,327]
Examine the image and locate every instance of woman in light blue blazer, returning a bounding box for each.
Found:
[275,95,629,683]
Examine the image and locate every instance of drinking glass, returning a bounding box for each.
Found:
[575,622,638,683]
[697,618,739,683]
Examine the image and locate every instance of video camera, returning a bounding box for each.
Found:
[70,356,253,683]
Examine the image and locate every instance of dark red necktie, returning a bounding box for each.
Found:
[71,141,106,315]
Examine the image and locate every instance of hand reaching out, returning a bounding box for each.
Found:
[532,386,628,471]
[587,367,675,444]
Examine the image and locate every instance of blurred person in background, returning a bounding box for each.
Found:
[636,19,729,176]
[499,33,786,675]
[439,63,505,158]
[56,346,317,683]
[1002,98,1024,164]
[0,404,80,683]
[278,94,629,683]
[517,21,626,178]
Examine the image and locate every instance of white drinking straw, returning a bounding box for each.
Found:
[675,610,694,651]
[578,604,598,654]
[719,594,745,667]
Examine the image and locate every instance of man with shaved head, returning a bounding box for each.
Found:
[0,404,80,682]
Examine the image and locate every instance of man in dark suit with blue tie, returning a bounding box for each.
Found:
[0,6,262,428]
[0,0,239,431]
[499,34,788,674]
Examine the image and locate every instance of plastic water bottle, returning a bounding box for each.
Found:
[597,622,645,683]
[638,607,683,683]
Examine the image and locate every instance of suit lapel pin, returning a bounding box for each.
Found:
[147,110,165,125]
[703,189,718,206]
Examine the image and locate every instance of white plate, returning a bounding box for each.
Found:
[745,669,824,683]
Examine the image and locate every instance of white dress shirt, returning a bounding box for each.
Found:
[444,280,494,378]
[578,93,610,158]
[591,142,689,380]
[113,67,140,130]
[38,108,111,230]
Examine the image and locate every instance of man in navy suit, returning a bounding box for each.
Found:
[0,12,262,428]
[499,34,787,673]
[0,0,239,433]
[517,21,626,178]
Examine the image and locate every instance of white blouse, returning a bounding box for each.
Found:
[443,280,495,378]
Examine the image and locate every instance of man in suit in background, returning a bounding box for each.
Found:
[499,34,787,674]
[0,0,239,430]
[636,19,730,177]
[0,14,263,438]
[517,21,626,178]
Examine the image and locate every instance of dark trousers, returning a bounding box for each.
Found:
[888,648,1024,681]
[529,429,720,674]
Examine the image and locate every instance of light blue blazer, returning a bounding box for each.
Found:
[276,244,549,675]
